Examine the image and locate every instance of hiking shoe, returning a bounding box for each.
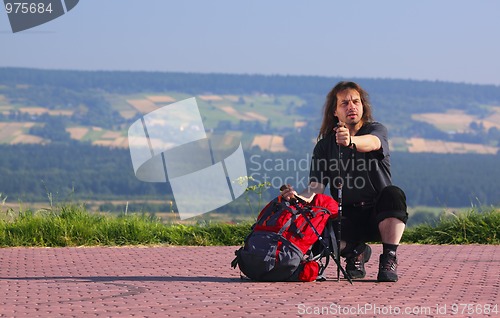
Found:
[344,244,372,279]
[377,252,398,282]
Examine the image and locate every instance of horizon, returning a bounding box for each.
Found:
[2,66,499,88]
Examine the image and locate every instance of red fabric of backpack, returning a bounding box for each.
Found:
[231,193,339,282]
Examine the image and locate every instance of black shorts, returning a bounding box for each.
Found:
[337,185,408,243]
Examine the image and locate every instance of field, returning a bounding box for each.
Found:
[194,93,307,130]
[18,107,74,116]
[405,106,500,153]
[108,92,305,151]
[0,122,44,144]
[126,99,159,114]
[250,134,287,152]
[412,107,500,132]
[407,137,498,154]
[0,91,498,154]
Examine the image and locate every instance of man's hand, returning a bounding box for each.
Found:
[334,121,383,153]
[334,122,351,147]
[280,184,318,203]
[280,184,297,202]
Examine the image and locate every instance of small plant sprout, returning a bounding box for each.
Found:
[234,176,271,215]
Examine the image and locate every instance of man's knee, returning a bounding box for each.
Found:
[375,185,408,224]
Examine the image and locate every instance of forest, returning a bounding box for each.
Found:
[0,144,498,208]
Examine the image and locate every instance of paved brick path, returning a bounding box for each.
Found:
[0,245,499,317]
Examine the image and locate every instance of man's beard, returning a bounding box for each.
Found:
[346,117,361,127]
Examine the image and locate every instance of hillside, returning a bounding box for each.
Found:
[0,67,499,154]
[0,68,499,210]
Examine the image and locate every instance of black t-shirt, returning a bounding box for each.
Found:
[309,122,391,206]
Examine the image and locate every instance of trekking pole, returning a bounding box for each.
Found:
[335,122,344,282]
[335,156,343,281]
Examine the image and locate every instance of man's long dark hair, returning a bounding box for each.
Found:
[317,81,374,141]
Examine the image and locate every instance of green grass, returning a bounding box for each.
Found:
[0,204,251,247]
[0,204,498,247]
[199,94,307,129]
[402,208,499,244]
[80,128,104,142]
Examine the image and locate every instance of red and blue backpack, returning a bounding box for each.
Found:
[231,194,339,282]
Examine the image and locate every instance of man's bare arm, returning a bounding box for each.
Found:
[335,125,382,153]
[349,134,381,152]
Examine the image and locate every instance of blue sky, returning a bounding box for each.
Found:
[1,0,499,86]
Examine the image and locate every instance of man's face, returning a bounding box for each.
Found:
[334,88,364,126]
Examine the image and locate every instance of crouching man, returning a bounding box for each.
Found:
[281,81,408,282]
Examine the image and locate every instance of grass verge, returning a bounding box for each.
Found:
[0,204,251,247]
[0,205,498,247]
[402,208,499,244]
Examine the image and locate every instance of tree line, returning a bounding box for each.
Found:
[2,67,500,100]
[0,144,497,208]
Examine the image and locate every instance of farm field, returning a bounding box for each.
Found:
[412,107,500,132]
[0,91,306,150]
[407,137,498,154]
[0,122,43,144]
[250,134,288,152]
[0,88,498,154]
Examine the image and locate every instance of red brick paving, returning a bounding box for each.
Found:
[0,245,498,317]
